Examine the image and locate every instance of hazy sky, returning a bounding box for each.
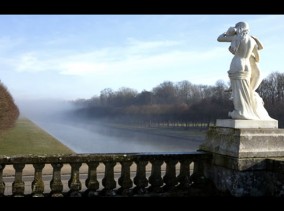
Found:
[1,15,284,104]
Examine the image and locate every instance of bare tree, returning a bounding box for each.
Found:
[152,81,178,104]
[176,80,194,104]
[112,87,138,107]
[100,88,114,106]
[136,90,153,105]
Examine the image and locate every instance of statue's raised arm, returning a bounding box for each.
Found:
[217,27,237,42]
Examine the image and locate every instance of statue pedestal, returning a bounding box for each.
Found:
[216,119,278,129]
[199,119,284,196]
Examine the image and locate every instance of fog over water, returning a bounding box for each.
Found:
[17,99,204,153]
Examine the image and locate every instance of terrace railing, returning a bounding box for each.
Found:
[0,152,212,197]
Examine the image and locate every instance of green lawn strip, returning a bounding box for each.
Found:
[0,118,74,156]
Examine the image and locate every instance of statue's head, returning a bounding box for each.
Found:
[235,22,249,34]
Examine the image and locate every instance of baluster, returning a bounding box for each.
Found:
[187,159,212,196]
[133,160,148,194]
[85,162,99,197]
[148,160,164,193]
[190,159,206,186]
[32,163,45,197]
[50,163,64,197]
[177,160,191,190]
[12,163,25,197]
[163,159,178,191]
[101,161,116,196]
[0,164,5,197]
[118,161,133,195]
[68,163,82,197]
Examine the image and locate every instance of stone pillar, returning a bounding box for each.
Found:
[199,119,284,196]
[177,160,191,190]
[68,163,82,197]
[85,162,99,197]
[118,161,133,195]
[148,160,163,193]
[12,164,25,197]
[163,160,178,191]
[101,161,116,196]
[50,163,64,197]
[32,163,45,197]
[0,164,5,196]
[133,160,148,194]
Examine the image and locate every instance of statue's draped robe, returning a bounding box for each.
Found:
[228,35,272,120]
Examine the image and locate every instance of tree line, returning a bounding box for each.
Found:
[70,72,284,128]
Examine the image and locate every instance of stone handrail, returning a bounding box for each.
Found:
[0,152,211,197]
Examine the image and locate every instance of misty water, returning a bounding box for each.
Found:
[19,100,205,153]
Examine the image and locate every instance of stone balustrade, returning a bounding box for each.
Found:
[0,152,212,197]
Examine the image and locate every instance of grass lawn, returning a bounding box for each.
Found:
[0,117,74,156]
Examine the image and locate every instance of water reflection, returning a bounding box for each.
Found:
[31,119,204,153]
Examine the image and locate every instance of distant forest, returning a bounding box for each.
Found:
[70,72,284,128]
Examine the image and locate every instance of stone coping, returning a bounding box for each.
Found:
[216,119,278,129]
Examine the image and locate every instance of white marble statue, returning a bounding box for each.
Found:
[217,22,273,120]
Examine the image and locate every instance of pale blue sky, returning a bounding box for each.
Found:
[1,15,284,104]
